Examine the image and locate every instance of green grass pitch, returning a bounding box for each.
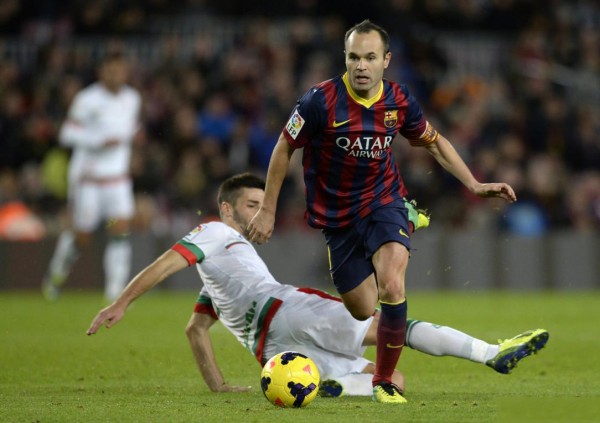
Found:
[1,290,599,422]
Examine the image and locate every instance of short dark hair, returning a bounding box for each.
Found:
[102,50,126,64]
[344,19,390,54]
[217,173,266,206]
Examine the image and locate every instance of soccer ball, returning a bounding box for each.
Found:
[260,351,320,408]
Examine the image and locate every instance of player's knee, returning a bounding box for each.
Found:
[107,218,131,236]
[185,321,197,339]
[377,279,406,303]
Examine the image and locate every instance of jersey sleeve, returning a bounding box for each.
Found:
[193,288,218,319]
[171,223,228,266]
[68,91,93,123]
[398,85,428,141]
[282,88,326,148]
[59,91,106,149]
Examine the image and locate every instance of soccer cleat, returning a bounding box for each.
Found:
[318,379,345,398]
[372,382,407,404]
[41,273,67,302]
[486,329,549,374]
[405,199,430,232]
[416,210,430,230]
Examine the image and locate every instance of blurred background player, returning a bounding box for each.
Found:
[87,173,548,396]
[42,52,142,302]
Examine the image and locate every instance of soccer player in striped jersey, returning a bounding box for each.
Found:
[87,173,547,397]
[247,20,517,403]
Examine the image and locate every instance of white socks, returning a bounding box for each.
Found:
[103,238,132,301]
[47,230,80,282]
[331,373,374,396]
[46,231,131,301]
[406,320,499,363]
[327,321,502,397]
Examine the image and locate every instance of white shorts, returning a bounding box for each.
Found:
[263,290,372,380]
[70,178,134,232]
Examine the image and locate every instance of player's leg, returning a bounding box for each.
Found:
[320,364,405,397]
[363,201,413,403]
[42,230,92,300]
[336,278,398,398]
[482,328,549,374]
[42,182,98,301]
[370,241,409,403]
[400,319,548,374]
[338,275,379,320]
[328,253,408,403]
[102,180,134,302]
[406,319,500,362]
[324,226,380,320]
[104,219,132,301]
[325,204,411,403]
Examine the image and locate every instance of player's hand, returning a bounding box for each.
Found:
[86,303,127,335]
[102,138,121,148]
[247,209,275,244]
[472,182,517,203]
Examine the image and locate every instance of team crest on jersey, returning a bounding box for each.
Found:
[384,110,398,128]
[286,110,305,140]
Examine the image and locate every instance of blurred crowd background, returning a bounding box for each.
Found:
[1,0,599,242]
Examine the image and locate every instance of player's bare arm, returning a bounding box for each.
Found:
[423,129,517,203]
[247,133,296,244]
[186,312,251,393]
[86,250,188,335]
[101,138,123,148]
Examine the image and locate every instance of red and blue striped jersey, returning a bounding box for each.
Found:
[282,73,427,229]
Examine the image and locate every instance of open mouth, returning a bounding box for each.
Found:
[355,75,370,84]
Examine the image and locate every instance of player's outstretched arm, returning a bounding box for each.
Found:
[86,250,188,335]
[470,182,516,203]
[248,133,296,244]
[425,135,517,203]
[186,312,252,393]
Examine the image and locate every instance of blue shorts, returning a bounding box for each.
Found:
[323,199,411,295]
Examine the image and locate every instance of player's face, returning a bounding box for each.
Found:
[100,60,129,93]
[231,188,265,237]
[344,30,391,99]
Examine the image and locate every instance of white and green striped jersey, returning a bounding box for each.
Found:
[172,221,303,361]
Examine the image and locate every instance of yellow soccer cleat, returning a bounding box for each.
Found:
[416,210,430,230]
[372,382,408,404]
[486,329,549,374]
[404,199,430,232]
